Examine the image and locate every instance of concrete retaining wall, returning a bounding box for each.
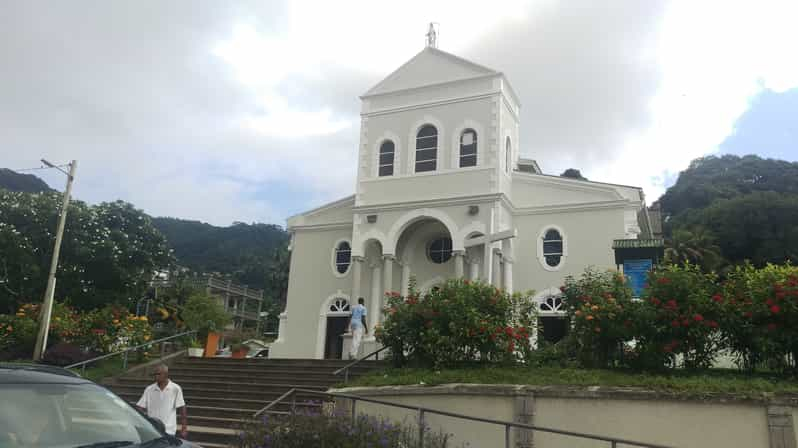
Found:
[331,384,798,448]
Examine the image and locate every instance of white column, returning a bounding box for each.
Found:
[351,256,364,304]
[401,263,411,297]
[483,244,492,283]
[469,260,480,281]
[503,257,514,294]
[369,263,381,331]
[492,249,502,288]
[383,255,394,296]
[453,250,465,279]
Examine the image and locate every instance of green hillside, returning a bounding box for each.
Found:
[0,168,54,193]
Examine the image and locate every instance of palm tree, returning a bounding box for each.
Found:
[664,227,724,271]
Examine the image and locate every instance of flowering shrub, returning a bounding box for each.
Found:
[0,301,152,361]
[0,312,38,360]
[634,264,722,370]
[376,279,536,368]
[237,406,456,448]
[560,269,635,368]
[720,263,798,371]
[86,305,153,354]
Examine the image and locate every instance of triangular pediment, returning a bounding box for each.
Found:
[363,47,499,97]
[287,195,355,228]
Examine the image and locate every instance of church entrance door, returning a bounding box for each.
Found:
[324,316,349,359]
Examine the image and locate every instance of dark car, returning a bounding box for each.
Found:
[0,363,199,448]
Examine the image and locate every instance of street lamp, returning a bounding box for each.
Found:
[32,159,77,361]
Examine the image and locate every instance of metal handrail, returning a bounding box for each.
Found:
[250,387,676,448]
[332,345,388,383]
[65,330,197,375]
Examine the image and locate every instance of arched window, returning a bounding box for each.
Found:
[334,241,352,274]
[415,125,438,172]
[329,298,350,313]
[459,129,477,167]
[505,137,512,174]
[428,237,452,264]
[378,140,395,176]
[539,295,565,313]
[542,229,563,267]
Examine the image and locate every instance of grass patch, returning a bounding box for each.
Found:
[70,356,148,382]
[345,366,798,397]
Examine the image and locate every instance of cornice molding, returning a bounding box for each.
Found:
[363,92,497,117]
[354,193,502,213]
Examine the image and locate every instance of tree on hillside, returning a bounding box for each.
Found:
[151,218,289,290]
[0,169,54,193]
[560,168,588,180]
[659,155,798,219]
[680,192,798,266]
[0,190,173,313]
[659,155,798,267]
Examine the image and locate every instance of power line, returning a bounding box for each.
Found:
[7,164,71,173]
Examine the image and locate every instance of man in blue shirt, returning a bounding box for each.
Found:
[349,297,367,359]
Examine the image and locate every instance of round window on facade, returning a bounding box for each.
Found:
[334,241,352,274]
[427,237,453,264]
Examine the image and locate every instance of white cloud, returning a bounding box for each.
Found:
[609,0,798,200]
[2,1,796,226]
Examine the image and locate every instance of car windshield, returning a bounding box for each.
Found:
[0,382,162,448]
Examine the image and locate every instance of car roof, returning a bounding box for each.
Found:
[0,363,91,385]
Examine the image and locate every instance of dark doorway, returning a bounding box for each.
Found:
[324,316,350,359]
[537,316,569,345]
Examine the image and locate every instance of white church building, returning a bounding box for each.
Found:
[269,40,655,359]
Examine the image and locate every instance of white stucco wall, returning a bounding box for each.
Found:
[269,227,354,359]
[512,207,627,295]
[333,385,785,448]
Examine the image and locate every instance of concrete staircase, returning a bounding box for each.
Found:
[106,357,383,447]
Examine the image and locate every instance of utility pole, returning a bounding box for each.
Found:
[33,160,77,361]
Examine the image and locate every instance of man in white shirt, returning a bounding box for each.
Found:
[349,297,368,359]
[136,364,188,438]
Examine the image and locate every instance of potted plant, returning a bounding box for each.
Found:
[187,338,204,357]
[181,293,231,357]
[228,332,250,359]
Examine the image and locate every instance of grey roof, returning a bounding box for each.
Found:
[612,239,665,249]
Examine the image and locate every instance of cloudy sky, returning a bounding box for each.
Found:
[2,1,796,226]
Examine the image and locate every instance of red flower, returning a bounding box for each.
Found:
[682,319,690,327]
[671,320,680,328]
[650,297,661,306]
[657,277,671,285]
[766,299,774,306]
[508,341,515,352]
[707,320,719,328]
[692,314,704,322]
[770,305,781,314]
[744,311,753,318]
[712,294,723,303]
[665,300,678,310]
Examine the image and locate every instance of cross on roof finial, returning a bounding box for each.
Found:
[426,23,438,49]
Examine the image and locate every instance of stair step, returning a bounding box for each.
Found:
[186,425,238,446]
[119,357,384,445]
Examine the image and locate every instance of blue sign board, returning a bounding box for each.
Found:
[624,259,653,297]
